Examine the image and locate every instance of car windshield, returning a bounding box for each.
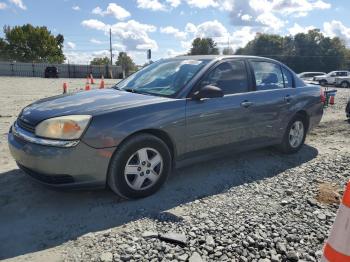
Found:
[114,58,209,97]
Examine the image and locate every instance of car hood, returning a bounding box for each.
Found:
[19,89,167,125]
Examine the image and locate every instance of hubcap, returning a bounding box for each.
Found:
[124,147,163,190]
[342,82,348,88]
[289,121,304,148]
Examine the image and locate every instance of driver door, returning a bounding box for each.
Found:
[185,59,254,154]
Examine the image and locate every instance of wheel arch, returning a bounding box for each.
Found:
[116,128,177,163]
[295,110,310,131]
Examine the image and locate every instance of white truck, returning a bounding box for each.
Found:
[313,71,350,86]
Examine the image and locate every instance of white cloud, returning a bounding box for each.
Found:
[255,12,285,32]
[227,0,330,33]
[82,19,158,51]
[288,23,315,35]
[92,3,131,20]
[136,0,166,11]
[195,20,228,38]
[9,0,26,10]
[0,2,7,9]
[229,26,256,50]
[72,5,80,11]
[160,26,187,40]
[272,0,331,17]
[185,0,218,8]
[66,41,76,49]
[81,19,108,31]
[324,20,350,44]
[90,38,104,44]
[166,0,181,7]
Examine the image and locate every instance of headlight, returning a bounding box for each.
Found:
[35,115,91,140]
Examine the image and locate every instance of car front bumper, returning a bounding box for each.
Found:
[8,123,116,189]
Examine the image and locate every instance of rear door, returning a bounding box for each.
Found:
[246,60,296,141]
[185,59,254,153]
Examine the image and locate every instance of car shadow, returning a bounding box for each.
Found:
[0,145,318,260]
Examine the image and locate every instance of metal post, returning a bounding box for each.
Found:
[109,27,113,65]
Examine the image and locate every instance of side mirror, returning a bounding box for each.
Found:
[192,85,224,100]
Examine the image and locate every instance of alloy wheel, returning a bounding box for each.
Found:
[124,147,163,190]
[289,121,304,148]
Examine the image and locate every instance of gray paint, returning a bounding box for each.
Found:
[8,55,324,188]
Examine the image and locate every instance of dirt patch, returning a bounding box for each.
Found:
[316,182,341,205]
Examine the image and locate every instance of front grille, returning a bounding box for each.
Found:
[18,164,75,184]
[17,118,35,133]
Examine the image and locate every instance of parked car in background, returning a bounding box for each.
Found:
[8,55,324,199]
[314,71,350,86]
[298,72,326,82]
[44,66,59,78]
[335,76,350,88]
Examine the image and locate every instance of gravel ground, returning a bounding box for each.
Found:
[0,77,349,262]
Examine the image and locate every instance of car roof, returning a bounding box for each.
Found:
[173,55,281,63]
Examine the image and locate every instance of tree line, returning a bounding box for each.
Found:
[189,29,350,73]
[1,24,349,74]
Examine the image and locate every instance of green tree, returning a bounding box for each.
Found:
[235,29,348,73]
[189,37,219,55]
[0,24,65,63]
[222,47,234,55]
[116,52,137,75]
[90,56,110,65]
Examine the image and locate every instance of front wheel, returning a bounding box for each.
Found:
[108,134,172,199]
[319,80,327,86]
[278,115,307,154]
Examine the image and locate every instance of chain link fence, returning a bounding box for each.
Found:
[0,61,122,78]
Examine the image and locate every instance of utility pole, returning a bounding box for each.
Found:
[109,27,113,65]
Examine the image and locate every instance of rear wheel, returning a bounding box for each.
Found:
[278,115,307,154]
[341,81,350,88]
[108,134,171,199]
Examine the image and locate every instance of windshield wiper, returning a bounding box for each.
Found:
[123,88,136,93]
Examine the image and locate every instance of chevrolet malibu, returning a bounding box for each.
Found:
[8,56,324,199]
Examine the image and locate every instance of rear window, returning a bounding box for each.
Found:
[251,61,284,90]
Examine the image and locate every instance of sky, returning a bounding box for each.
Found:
[1,0,350,65]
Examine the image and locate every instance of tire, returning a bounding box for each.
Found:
[341,81,350,88]
[319,80,327,86]
[107,134,172,199]
[278,115,307,154]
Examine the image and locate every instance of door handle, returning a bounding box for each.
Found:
[284,95,292,103]
[240,101,254,108]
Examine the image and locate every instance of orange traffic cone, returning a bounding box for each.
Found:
[330,95,335,105]
[85,82,90,91]
[322,181,350,261]
[99,75,105,89]
[63,82,68,94]
[90,74,95,84]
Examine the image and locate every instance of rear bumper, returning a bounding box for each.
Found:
[8,125,116,189]
[308,103,323,131]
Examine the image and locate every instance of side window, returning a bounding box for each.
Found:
[282,67,294,88]
[251,61,284,90]
[201,60,248,95]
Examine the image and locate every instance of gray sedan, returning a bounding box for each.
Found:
[8,55,323,198]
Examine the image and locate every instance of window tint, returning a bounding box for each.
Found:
[251,61,284,90]
[201,60,248,95]
[282,67,294,88]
